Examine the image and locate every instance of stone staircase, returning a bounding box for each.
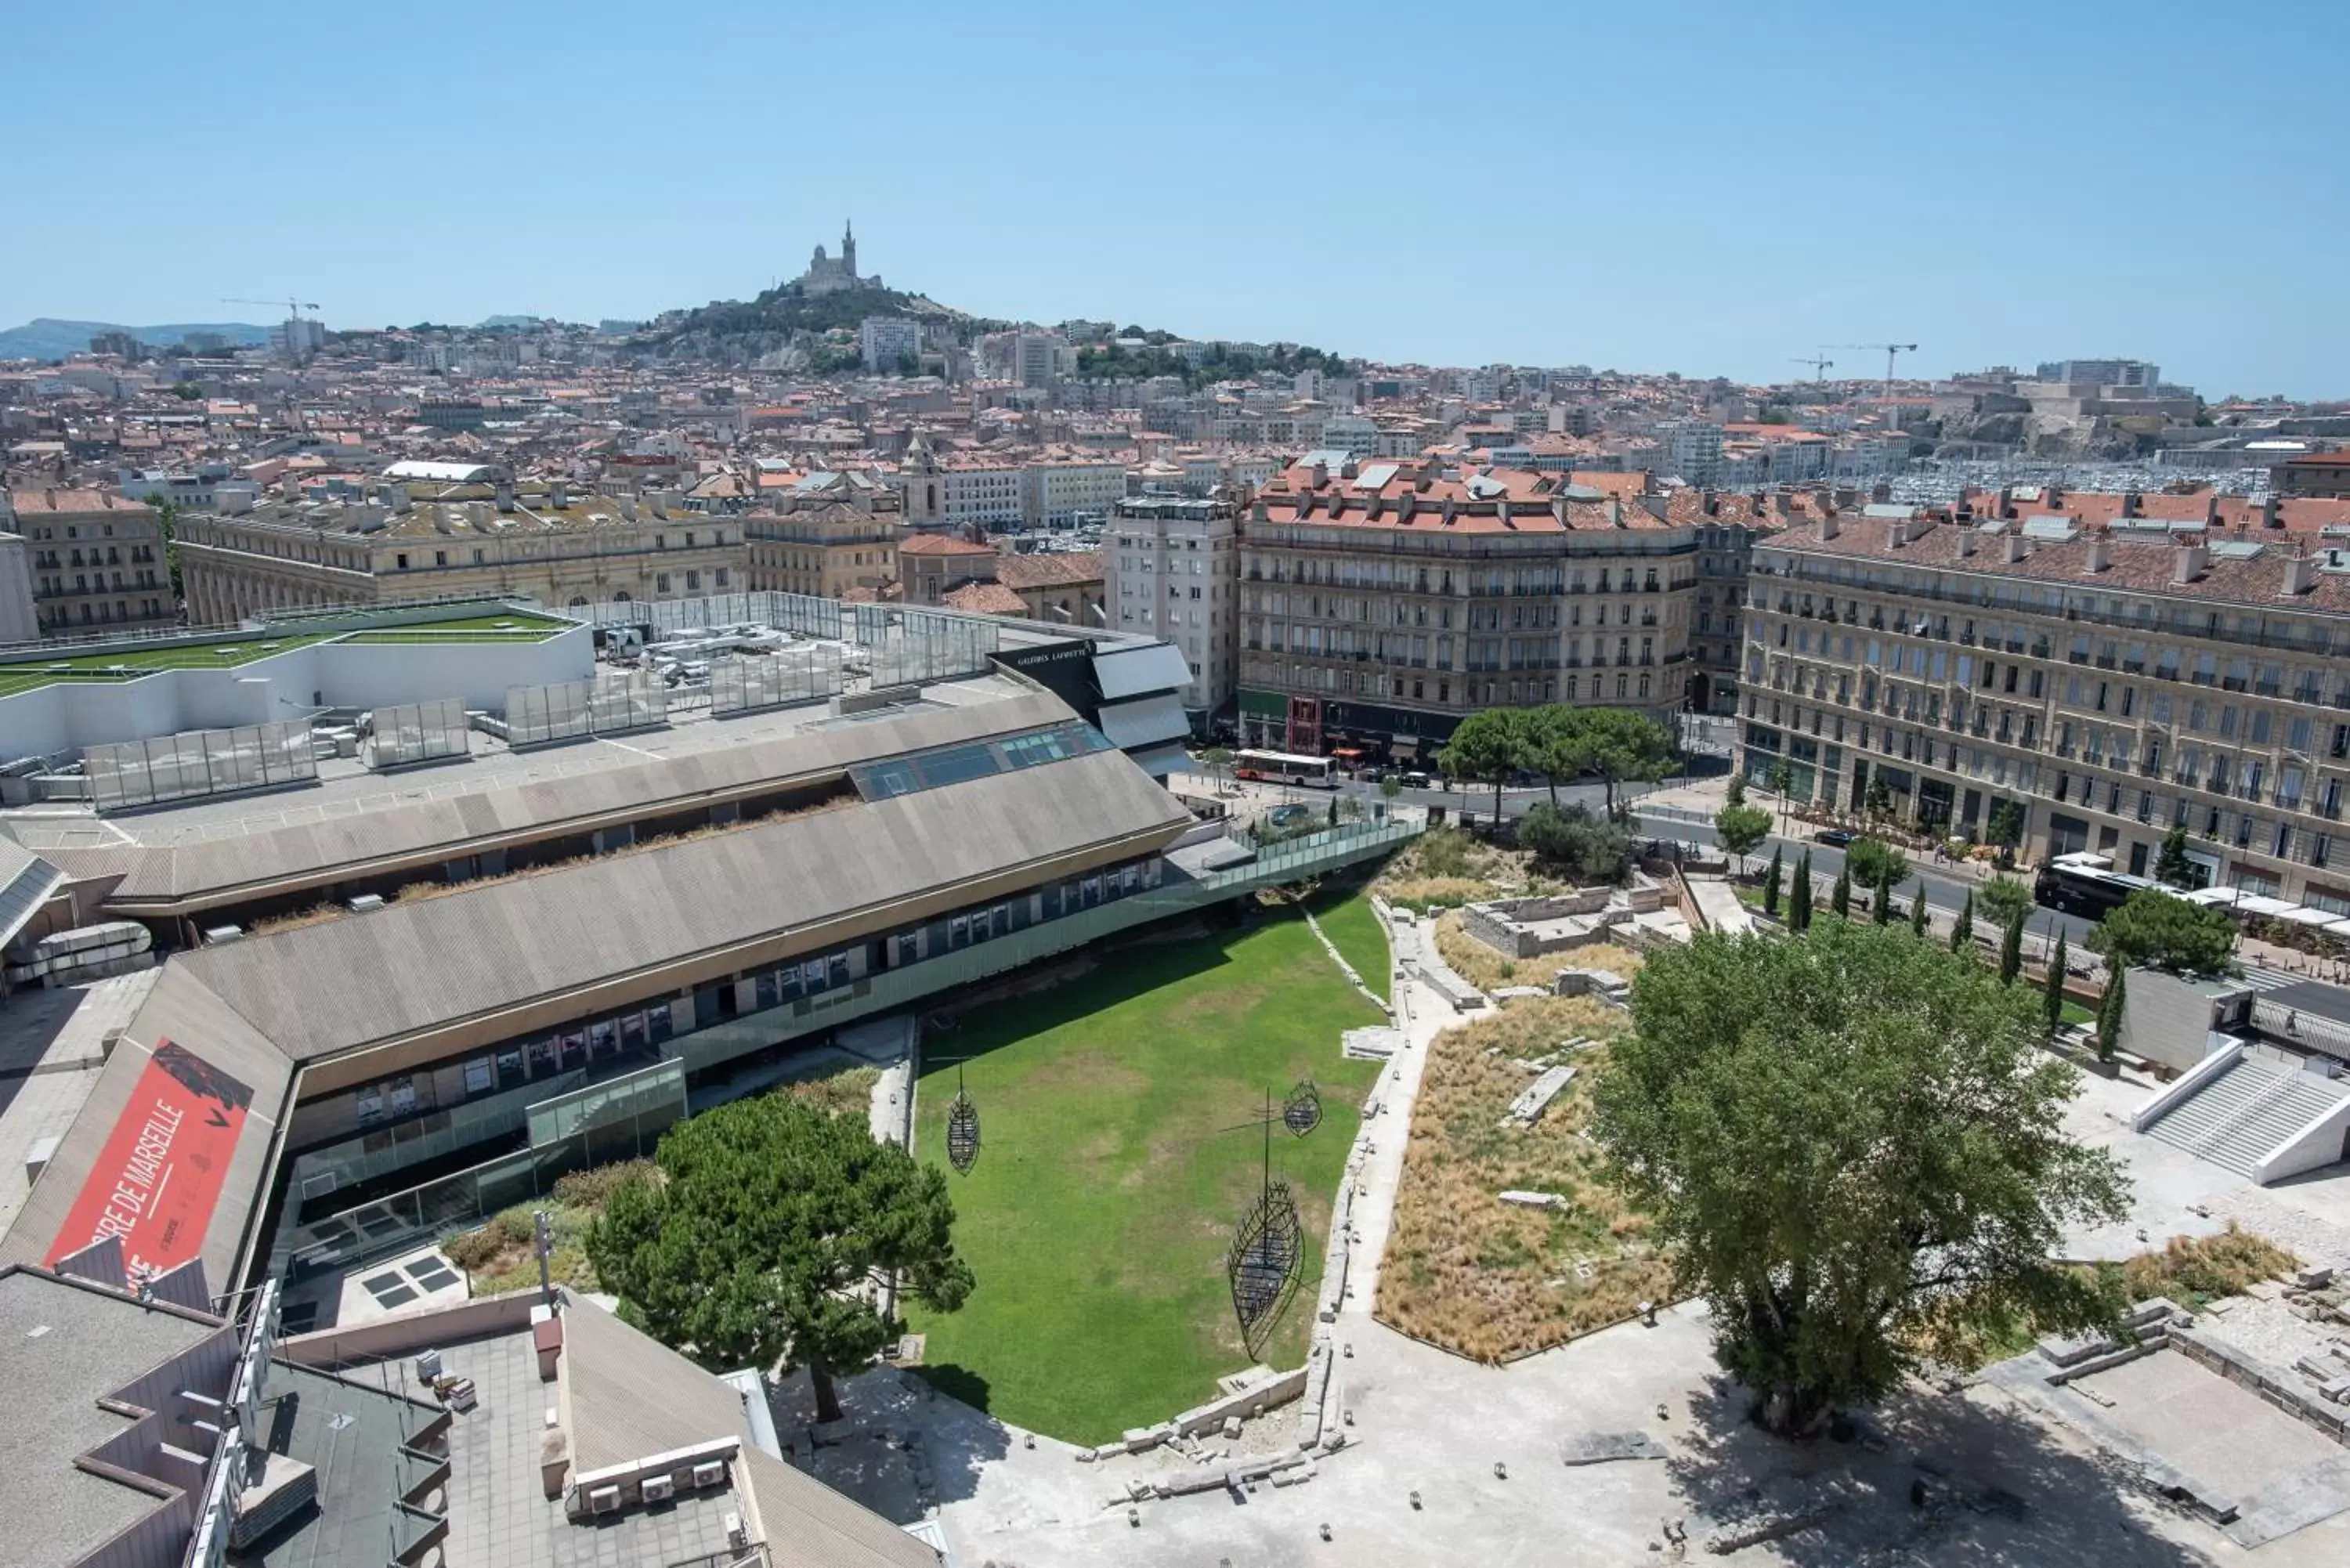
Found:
[2146,1055,2350,1176]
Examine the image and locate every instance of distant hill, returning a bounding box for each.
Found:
[639,284,984,366]
[0,317,273,361]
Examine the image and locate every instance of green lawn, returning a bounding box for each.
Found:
[906,897,1386,1444]
[0,610,572,695]
[1307,879,1392,994]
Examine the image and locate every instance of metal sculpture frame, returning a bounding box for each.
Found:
[1223,1087,1318,1355]
[1282,1077,1322,1137]
[945,1063,981,1175]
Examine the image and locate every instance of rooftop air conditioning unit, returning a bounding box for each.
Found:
[638,1474,675,1504]
[724,1512,748,1550]
[691,1460,726,1488]
[204,925,244,945]
[586,1486,621,1516]
[348,894,385,914]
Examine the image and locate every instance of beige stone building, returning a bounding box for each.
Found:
[175,482,744,622]
[5,488,172,635]
[898,532,999,605]
[1741,501,2350,904]
[1234,458,1698,756]
[743,472,903,600]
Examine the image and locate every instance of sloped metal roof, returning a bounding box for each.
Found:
[96,692,1076,909]
[171,746,1190,1064]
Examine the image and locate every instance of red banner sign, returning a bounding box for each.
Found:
[48,1040,252,1285]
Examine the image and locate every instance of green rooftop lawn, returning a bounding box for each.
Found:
[0,610,573,695]
[906,894,1386,1445]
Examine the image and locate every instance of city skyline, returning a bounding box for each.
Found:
[7,0,2347,397]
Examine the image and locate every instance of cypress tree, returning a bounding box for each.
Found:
[1872,864,1894,924]
[2096,966,2126,1061]
[1763,846,1784,918]
[1790,850,1813,932]
[1831,865,1851,919]
[1950,891,1974,955]
[1998,909,2025,986]
[2043,931,2070,1038]
[1911,880,1929,936]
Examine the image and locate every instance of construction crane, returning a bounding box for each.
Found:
[1830,342,1918,427]
[221,296,320,319]
[1788,355,1834,382]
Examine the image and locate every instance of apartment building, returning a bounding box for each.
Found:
[743,470,902,599]
[175,483,743,621]
[4,487,173,635]
[1235,458,1698,757]
[1689,500,1780,714]
[1027,457,1127,527]
[1741,504,2350,904]
[1108,493,1239,721]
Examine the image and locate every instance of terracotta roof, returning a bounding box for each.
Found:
[994,551,1101,590]
[1762,516,2350,615]
[898,533,995,557]
[5,488,147,515]
[942,581,1029,615]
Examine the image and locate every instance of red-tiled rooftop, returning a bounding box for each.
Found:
[1762,514,2350,615]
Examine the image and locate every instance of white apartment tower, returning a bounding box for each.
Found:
[1108,493,1238,724]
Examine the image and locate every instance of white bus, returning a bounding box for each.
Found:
[1232,749,1339,788]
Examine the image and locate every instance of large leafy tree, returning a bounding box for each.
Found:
[1578,708,1676,817]
[1520,705,1587,806]
[1978,874,2033,931]
[588,1093,974,1423]
[2088,889,2236,977]
[1593,922,2128,1436]
[1437,708,1523,826]
[1843,836,1908,894]
[1715,802,1773,875]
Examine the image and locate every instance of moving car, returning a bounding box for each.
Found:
[1813,827,1856,847]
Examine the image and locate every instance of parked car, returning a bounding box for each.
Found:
[1813,827,1856,847]
[1268,804,1313,827]
[1402,771,1433,789]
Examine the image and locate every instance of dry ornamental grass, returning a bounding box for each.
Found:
[1434,916,1647,996]
[1376,990,1675,1362]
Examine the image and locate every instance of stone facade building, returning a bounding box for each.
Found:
[1233,458,1697,757]
[5,487,172,635]
[742,470,902,600]
[175,482,744,620]
[1740,500,2350,905]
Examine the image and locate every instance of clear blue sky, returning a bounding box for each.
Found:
[7,0,2345,396]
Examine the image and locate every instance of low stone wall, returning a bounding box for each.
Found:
[2169,1320,2350,1444]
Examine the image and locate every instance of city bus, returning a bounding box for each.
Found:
[1232,749,1340,788]
[2034,852,2163,920]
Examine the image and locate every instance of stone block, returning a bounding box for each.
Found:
[1499,1190,1570,1211]
[1559,1431,1666,1466]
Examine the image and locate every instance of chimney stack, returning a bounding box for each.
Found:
[1820,511,1839,541]
[2004,531,2028,565]
[2261,493,2281,529]
[2121,490,2142,519]
[2172,542,2209,584]
[1958,527,1976,558]
[2282,552,2319,597]
[1883,515,1907,551]
[2084,533,2110,574]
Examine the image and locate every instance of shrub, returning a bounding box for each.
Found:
[552,1158,656,1211]
[1519,802,1633,883]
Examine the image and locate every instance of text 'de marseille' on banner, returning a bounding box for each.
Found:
[47,1041,253,1284]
